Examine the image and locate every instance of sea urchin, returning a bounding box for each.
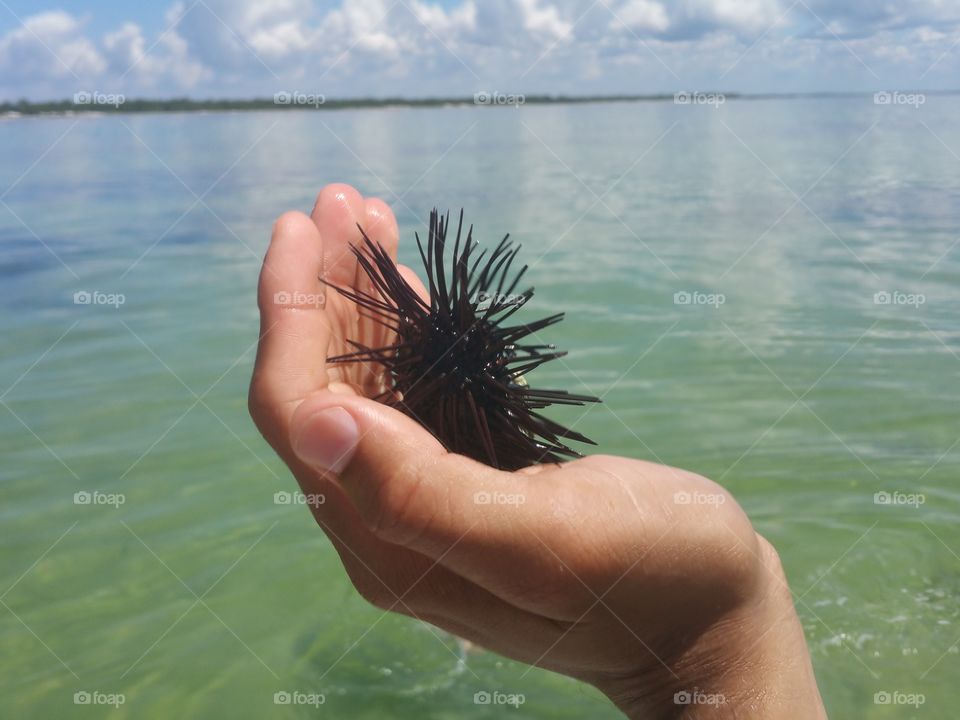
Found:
[323,209,599,471]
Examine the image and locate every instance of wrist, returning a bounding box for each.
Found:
[596,536,826,719]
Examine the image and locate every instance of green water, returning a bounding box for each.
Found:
[1,99,958,718]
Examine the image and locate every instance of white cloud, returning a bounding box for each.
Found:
[103,23,145,68]
[517,0,573,40]
[0,11,105,84]
[316,0,400,58]
[803,0,960,35]
[617,1,670,33]
[102,21,208,91]
[247,21,313,60]
[695,0,783,34]
[410,0,478,34]
[1,1,958,101]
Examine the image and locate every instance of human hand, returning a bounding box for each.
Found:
[249,184,827,718]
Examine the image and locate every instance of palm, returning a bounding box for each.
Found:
[322,290,396,396]
[251,184,419,412]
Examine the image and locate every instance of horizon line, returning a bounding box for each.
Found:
[2,89,956,116]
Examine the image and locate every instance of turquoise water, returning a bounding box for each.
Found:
[1,98,958,718]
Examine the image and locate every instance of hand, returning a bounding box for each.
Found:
[249,184,827,718]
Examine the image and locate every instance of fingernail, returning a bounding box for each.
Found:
[292,407,359,474]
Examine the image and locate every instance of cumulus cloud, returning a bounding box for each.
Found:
[617,1,671,33]
[0,11,104,86]
[318,0,402,58]
[0,0,957,101]
[247,20,313,60]
[801,0,960,37]
[694,0,784,34]
[409,0,478,35]
[103,21,209,90]
[609,0,787,39]
[516,0,573,39]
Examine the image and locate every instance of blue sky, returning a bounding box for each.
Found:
[1,0,958,101]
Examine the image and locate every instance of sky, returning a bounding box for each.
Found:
[1,0,959,101]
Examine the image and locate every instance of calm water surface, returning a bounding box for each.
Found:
[1,98,959,718]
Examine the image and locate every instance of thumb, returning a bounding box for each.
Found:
[289,390,452,480]
[289,403,364,476]
[290,392,498,544]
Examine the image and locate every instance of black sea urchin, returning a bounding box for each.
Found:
[324,209,599,471]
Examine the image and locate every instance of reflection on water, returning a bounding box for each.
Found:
[1,98,959,718]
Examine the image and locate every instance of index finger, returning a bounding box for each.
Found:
[249,210,332,445]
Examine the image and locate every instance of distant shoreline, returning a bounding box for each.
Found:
[2,90,957,117]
